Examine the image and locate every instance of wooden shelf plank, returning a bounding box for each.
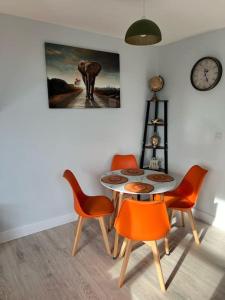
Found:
[147,99,168,102]
[143,167,166,172]
[147,123,166,126]
[144,145,166,149]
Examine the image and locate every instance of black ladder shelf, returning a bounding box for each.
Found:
[140,100,168,173]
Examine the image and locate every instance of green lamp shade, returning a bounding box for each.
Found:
[125,18,162,45]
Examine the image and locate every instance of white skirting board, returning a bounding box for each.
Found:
[0,213,77,244]
[0,208,223,244]
[193,208,215,225]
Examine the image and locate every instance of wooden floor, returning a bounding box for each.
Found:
[0,216,225,300]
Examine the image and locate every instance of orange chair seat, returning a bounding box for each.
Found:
[167,197,194,210]
[161,192,181,207]
[155,192,180,206]
[82,196,114,217]
[156,192,194,210]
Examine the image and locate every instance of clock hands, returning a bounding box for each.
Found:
[203,68,209,82]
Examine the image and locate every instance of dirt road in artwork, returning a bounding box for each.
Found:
[50,89,119,108]
[66,90,119,108]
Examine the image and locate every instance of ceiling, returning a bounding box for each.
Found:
[1,0,225,45]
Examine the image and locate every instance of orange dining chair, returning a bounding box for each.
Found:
[161,165,208,245]
[109,154,139,230]
[63,169,114,256]
[115,199,170,291]
[111,154,138,171]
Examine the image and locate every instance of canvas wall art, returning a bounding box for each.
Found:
[45,43,120,108]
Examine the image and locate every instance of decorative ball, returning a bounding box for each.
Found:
[149,76,164,92]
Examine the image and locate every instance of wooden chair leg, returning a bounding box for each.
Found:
[171,209,176,225]
[108,216,112,232]
[168,208,172,221]
[119,239,133,287]
[187,210,200,245]
[119,238,128,258]
[109,191,118,231]
[180,211,185,227]
[113,193,123,258]
[164,237,170,255]
[150,241,166,292]
[113,232,119,259]
[72,216,85,256]
[98,217,111,255]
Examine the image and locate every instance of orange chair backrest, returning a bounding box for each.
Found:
[175,165,208,204]
[111,154,138,171]
[115,199,170,241]
[63,169,87,217]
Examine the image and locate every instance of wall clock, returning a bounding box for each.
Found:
[191,57,222,91]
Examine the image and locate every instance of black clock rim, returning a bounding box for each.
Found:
[190,56,223,91]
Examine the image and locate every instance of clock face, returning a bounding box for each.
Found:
[191,57,222,91]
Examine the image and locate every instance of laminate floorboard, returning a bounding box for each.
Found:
[0,216,224,300]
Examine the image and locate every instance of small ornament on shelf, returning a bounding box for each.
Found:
[149,157,160,170]
[150,118,164,125]
[150,132,160,148]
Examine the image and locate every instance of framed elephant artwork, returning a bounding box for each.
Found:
[45,42,120,108]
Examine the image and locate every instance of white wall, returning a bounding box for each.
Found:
[2,13,225,242]
[158,29,225,229]
[0,14,158,241]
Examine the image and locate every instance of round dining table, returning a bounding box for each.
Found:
[100,168,177,258]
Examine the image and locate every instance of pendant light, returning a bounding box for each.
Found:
[125,0,162,46]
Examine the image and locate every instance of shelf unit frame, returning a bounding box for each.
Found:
[140,99,168,173]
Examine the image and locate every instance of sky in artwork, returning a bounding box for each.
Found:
[45,43,120,88]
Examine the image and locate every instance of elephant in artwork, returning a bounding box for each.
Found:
[78,61,102,100]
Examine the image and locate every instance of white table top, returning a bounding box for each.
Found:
[100,169,177,195]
